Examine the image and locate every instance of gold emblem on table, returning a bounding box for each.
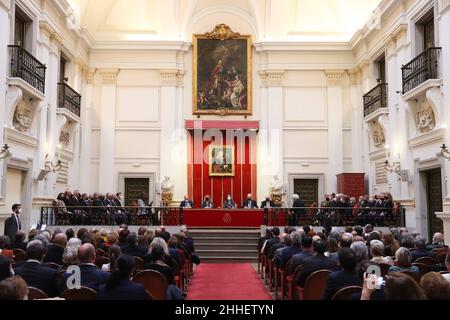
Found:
[223,213,232,224]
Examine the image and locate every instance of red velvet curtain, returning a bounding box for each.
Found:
[187,130,257,208]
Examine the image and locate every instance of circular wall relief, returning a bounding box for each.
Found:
[13,98,33,133]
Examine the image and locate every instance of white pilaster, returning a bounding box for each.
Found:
[349,69,364,172]
[98,69,118,192]
[325,70,345,192]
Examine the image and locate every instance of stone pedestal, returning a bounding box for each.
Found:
[435,212,450,245]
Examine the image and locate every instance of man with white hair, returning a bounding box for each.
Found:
[427,232,447,250]
[288,194,305,226]
[370,239,393,265]
[242,193,258,209]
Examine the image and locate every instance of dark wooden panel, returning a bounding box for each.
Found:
[124,178,149,206]
[293,179,318,206]
[425,168,443,240]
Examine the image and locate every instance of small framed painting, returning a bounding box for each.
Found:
[209,145,235,176]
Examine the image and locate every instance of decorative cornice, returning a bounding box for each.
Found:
[348,69,362,86]
[160,70,184,87]
[325,70,346,86]
[203,24,241,40]
[85,69,96,84]
[259,70,284,87]
[100,69,119,85]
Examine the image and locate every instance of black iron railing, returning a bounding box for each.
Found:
[58,82,81,117]
[402,47,441,94]
[40,205,405,228]
[8,45,46,94]
[363,83,388,117]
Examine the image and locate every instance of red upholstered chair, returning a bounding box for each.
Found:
[133,270,168,300]
[28,287,49,300]
[13,250,27,263]
[331,286,362,300]
[133,256,145,273]
[299,269,331,300]
[412,262,429,278]
[61,287,98,300]
[96,248,106,256]
[278,259,293,300]
[287,265,302,300]
[415,256,436,265]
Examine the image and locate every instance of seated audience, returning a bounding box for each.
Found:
[279,232,303,269]
[65,228,75,240]
[14,240,58,297]
[102,245,122,272]
[98,255,149,300]
[0,236,13,259]
[9,231,27,251]
[388,247,419,273]
[427,232,447,250]
[323,248,361,300]
[0,255,13,281]
[60,243,110,292]
[411,236,435,262]
[121,232,147,259]
[361,272,426,300]
[43,233,67,266]
[0,276,28,300]
[382,232,399,257]
[297,239,338,287]
[420,272,450,300]
[369,240,393,265]
[290,236,314,274]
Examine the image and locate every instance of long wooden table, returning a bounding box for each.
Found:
[183,208,266,227]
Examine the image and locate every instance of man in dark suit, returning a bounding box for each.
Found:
[297,239,338,287]
[260,196,275,208]
[323,248,362,299]
[122,232,147,259]
[60,243,110,293]
[258,228,272,253]
[279,231,303,269]
[289,194,305,226]
[14,240,58,297]
[43,233,67,266]
[290,236,314,274]
[262,227,280,256]
[4,204,22,243]
[242,194,258,209]
[180,195,194,208]
[411,236,435,261]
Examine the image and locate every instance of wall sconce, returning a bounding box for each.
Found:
[385,160,401,175]
[0,144,10,159]
[440,144,450,160]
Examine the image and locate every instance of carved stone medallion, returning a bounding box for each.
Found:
[13,98,33,133]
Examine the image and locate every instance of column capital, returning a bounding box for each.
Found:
[325,70,346,87]
[85,69,96,84]
[99,69,119,85]
[348,69,362,86]
[259,70,285,87]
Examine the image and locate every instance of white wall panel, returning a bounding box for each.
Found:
[285,87,326,122]
[117,87,159,122]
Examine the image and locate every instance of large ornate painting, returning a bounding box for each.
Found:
[193,24,252,115]
[209,145,234,176]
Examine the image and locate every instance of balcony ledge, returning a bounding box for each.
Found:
[363,107,389,122]
[402,79,443,101]
[6,77,45,101]
[56,108,80,123]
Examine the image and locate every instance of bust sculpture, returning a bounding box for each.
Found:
[269,175,284,206]
[160,176,174,205]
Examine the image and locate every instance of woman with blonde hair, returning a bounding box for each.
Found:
[382,232,399,257]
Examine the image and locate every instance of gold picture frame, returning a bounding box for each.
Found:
[209,145,235,176]
[193,24,252,116]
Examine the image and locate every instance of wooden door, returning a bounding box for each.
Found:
[425,168,443,240]
[124,178,149,206]
[293,179,318,206]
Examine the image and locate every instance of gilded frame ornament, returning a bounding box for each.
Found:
[193,24,252,116]
[209,145,235,177]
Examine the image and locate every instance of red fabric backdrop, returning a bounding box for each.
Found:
[187,130,257,208]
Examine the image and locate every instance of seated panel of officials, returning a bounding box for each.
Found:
[180,193,275,209]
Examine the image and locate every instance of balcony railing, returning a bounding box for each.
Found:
[402,47,441,94]
[8,45,46,94]
[363,83,388,117]
[58,82,81,117]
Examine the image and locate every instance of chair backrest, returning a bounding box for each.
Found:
[28,287,49,300]
[331,286,362,300]
[132,270,168,300]
[46,262,62,270]
[95,256,110,269]
[411,262,429,276]
[13,251,27,263]
[302,269,331,300]
[61,287,98,300]
[401,270,420,283]
[438,270,449,275]
[378,263,391,277]
[415,256,435,265]
[134,256,145,272]
[96,248,106,256]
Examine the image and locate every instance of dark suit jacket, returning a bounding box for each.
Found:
[4,214,21,242]
[179,200,194,208]
[260,200,275,208]
[279,246,302,269]
[297,254,339,287]
[122,245,148,259]
[268,242,284,260]
[291,199,306,215]
[201,201,214,208]
[14,261,58,297]
[322,269,361,300]
[411,249,435,261]
[290,249,315,274]
[242,199,258,208]
[98,280,149,300]
[60,264,110,292]
[43,245,64,265]
[263,237,280,255]
[9,240,27,252]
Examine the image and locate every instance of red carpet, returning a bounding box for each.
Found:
[186,263,272,300]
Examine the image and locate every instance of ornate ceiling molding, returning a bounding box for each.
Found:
[204,24,241,40]
[99,69,119,85]
[325,70,346,86]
